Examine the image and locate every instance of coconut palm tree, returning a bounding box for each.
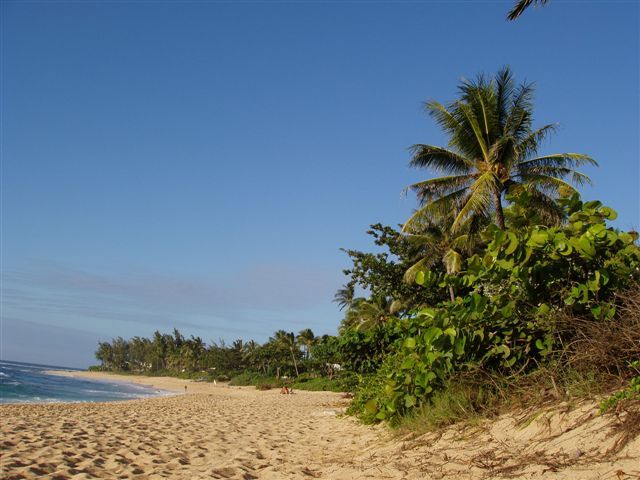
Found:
[507,0,550,21]
[296,328,316,361]
[242,340,260,369]
[333,284,355,311]
[404,212,486,301]
[403,67,596,233]
[270,330,300,377]
[341,296,394,332]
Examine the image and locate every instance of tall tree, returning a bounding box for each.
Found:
[333,285,355,311]
[296,328,316,360]
[270,330,300,377]
[341,296,395,332]
[403,67,596,232]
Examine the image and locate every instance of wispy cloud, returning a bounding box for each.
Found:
[2,260,343,341]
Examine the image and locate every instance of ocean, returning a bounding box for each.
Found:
[0,360,170,404]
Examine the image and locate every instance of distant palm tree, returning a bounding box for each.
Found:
[242,340,259,369]
[404,67,596,232]
[270,330,300,377]
[333,285,355,311]
[296,328,316,361]
[507,0,550,21]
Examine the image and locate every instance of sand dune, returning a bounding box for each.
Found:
[1,372,638,479]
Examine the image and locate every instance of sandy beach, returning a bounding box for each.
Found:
[1,371,638,479]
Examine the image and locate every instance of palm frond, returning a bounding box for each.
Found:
[505,82,534,138]
[403,257,431,284]
[443,248,463,275]
[516,167,593,187]
[406,174,478,205]
[488,135,518,170]
[516,124,558,158]
[427,100,484,161]
[518,153,598,170]
[458,101,490,161]
[408,145,473,175]
[495,66,515,130]
[452,172,499,231]
[517,173,588,194]
[402,187,469,233]
[507,0,551,21]
[425,100,463,137]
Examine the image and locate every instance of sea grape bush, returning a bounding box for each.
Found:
[357,195,640,423]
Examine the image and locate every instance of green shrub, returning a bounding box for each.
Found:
[356,196,640,423]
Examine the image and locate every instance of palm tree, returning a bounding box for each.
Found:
[507,0,550,21]
[403,212,485,301]
[270,330,300,377]
[333,284,355,311]
[403,67,596,233]
[242,340,260,369]
[341,296,394,332]
[296,328,316,360]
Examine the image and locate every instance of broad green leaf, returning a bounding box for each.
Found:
[365,399,378,414]
[505,232,519,255]
[404,337,416,349]
[423,327,443,344]
[528,231,549,247]
[400,356,415,370]
[599,206,618,220]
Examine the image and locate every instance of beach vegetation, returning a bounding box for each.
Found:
[333,68,639,430]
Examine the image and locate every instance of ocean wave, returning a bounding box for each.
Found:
[0,361,173,404]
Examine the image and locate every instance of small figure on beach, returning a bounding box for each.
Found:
[184,385,187,393]
[280,386,294,394]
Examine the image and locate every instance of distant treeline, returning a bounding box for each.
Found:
[94,328,342,380]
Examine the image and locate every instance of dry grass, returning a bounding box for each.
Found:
[558,286,640,377]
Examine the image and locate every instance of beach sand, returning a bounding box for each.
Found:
[1,372,638,479]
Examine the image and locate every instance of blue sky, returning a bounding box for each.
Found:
[2,0,638,368]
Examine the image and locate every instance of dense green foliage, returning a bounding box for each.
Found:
[94,328,343,384]
[333,68,639,426]
[349,196,640,423]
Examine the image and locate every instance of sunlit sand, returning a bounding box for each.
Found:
[1,372,637,479]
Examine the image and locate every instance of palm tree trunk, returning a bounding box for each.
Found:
[290,348,299,377]
[448,285,455,302]
[494,189,505,229]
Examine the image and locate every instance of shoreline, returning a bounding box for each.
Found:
[44,369,207,394]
